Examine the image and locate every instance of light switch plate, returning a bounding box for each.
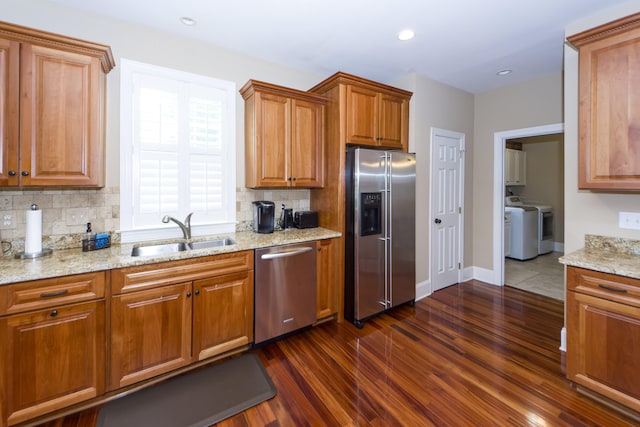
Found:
[619,212,640,230]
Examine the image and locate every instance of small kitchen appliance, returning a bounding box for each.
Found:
[293,211,318,229]
[253,201,275,233]
[282,208,294,229]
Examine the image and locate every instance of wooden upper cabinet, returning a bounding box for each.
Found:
[568,13,640,191]
[346,84,406,149]
[241,80,326,188]
[345,84,378,146]
[0,21,115,188]
[0,38,19,187]
[311,71,412,152]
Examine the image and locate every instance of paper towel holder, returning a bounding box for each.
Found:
[15,247,53,259]
[15,204,53,260]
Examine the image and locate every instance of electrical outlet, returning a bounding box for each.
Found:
[619,212,640,230]
[3,214,12,226]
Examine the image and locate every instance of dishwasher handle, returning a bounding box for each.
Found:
[260,246,313,260]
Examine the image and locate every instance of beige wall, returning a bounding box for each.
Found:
[393,74,475,291]
[473,73,563,270]
[564,1,640,253]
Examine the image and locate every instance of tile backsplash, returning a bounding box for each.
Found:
[0,187,310,252]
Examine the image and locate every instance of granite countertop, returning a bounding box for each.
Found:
[0,227,341,286]
[559,234,640,280]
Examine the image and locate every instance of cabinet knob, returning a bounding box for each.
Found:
[21,171,29,176]
[8,170,16,176]
[50,310,58,317]
[186,292,191,298]
[195,289,200,296]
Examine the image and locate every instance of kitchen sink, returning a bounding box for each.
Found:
[187,238,235,250]
[130,238,235,256]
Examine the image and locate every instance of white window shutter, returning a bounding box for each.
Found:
[120,59,236,243]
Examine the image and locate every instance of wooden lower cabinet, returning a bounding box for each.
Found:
[566,266,640,412]
[193,271,254,360]
[0,300,105,426]
[316,238,337,319]
[109,251,254,391]
[110,282,192,389]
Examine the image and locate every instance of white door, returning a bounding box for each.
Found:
[430,128,464,292]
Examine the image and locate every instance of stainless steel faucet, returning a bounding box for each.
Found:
[162,213,193,239]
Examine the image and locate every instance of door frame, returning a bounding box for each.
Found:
[430,127,465,293]
[491,123,564,286]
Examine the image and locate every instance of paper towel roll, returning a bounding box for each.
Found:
[25,207,42,254]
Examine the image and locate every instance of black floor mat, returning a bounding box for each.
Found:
[97,353,276,427]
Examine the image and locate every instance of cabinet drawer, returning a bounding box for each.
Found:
[111,250,253,295]
[0,271,106,315]
[567,266,640,307]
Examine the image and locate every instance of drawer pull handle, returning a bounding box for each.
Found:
[40,289,69,298]
[598,284,627,293]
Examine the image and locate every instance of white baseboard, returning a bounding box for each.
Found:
[463,266,474,282]
[415,279,431,301]
[471,266,500,285]
[554,242,565,253]
[560,327,566,352]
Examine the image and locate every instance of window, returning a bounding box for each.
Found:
[120,59,236,243]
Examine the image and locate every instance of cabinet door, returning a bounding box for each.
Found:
[567,291,640,412]
[0,38,19,187]
[253,91,290,187]
[193,271,253,360]
[575,25,640,190]
[19,44,104,187]
[291,98,324,187]
[345,85,379,146]
[0,301,105,426]
[505,149,526,186]
[378,92,405,149]
[316,238,336,319]
[110,282,192,389]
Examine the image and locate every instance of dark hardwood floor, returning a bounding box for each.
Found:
[38,280,637,427]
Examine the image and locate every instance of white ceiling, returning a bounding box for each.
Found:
[50,0,631,93]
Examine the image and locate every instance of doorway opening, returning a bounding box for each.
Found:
[492,124,564,293]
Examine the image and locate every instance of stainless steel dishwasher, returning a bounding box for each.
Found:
[254,241,317,344]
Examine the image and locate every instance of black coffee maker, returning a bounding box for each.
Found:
[252,201,275,233]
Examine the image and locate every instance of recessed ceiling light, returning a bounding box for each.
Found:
[398,29,415,41]
[180,17,197,26]
[496,69,512,76]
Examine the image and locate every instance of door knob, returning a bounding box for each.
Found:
[434,218,442,224]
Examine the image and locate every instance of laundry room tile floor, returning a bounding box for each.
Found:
[505,252,564,301]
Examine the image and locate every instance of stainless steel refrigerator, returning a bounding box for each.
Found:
[345,147,416,328]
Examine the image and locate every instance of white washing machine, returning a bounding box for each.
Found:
[505,196,539,260]
[506,196,554,255]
